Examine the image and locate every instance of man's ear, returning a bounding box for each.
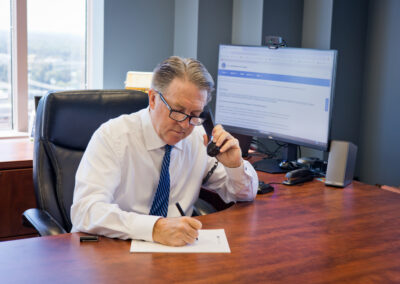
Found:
[148,89,157,110]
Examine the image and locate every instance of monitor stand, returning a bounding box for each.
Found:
[252,158,287,173]
[252,143,297,174]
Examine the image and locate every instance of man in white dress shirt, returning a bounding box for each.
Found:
[71,56,258,246]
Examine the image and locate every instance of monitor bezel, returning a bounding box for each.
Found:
[215,44,338,152]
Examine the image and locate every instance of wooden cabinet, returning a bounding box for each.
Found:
[0,139,38,241]
[0,168,38,240]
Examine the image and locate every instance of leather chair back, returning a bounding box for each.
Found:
[33,90,149,232]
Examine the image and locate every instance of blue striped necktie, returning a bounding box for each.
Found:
[150,145,173,217]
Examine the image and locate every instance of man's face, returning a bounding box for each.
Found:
[149,78,208,145]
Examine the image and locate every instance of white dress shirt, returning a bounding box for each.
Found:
[71,107,258,241]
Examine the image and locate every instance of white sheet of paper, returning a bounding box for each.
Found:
[130,229,230,253]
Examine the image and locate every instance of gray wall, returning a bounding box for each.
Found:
[173,0,198,58]
[358,0,400,186]
[232,0,263,45]
[197,0,233,112]
[301,0,332,49]
[102,0,232,92]
[262,0,304,47]
[197,0,233,83]
[103,0,174,89]
[329,0,368,150]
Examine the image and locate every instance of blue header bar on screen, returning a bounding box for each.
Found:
[218,69,330,87]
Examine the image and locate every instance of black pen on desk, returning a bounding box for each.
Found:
[175,202,198,240]
[80,235,99,242]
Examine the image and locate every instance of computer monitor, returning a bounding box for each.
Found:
[215,44,337,173]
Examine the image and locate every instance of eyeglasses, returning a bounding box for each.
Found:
[156,91,205,126]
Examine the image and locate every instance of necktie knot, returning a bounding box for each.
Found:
[165,144,172,153]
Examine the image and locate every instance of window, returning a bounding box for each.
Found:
[0,0,12,130]
[0,0,87,134]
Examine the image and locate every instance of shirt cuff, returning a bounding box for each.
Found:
[224,160,250,182]
[130,214,161,242]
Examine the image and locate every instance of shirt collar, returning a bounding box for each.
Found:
[140,107,183,151]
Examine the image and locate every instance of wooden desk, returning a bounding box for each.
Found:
[0,139,37,240]
[0,138,33,170]
[1,173,399,283]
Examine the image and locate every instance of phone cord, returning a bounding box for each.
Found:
[202,160,219,185]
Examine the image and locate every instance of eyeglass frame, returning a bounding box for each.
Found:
[155,90,205,126]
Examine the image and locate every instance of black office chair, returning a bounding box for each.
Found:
[23,89,217,236]
[23,90,150,236]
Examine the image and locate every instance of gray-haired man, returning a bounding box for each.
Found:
[71,56,258,246]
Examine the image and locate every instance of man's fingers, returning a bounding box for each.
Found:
[211,124,224,141]
[182,232,197,244]
[219,138,239,153]
[215,131,230,147]
[186,217,202,230]
[185,225,199,240]
[181,217,201,242]
[176,218,201,245]
[212,124,223,135]
[153,217,202,246]
[212,125,238,151]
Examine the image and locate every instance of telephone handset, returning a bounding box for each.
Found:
[200,107,220,157]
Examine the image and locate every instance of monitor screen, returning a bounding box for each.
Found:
[215,45,337,153]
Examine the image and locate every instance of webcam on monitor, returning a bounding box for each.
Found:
[265,36,287,49]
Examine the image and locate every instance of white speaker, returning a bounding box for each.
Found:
[325,140,358,187]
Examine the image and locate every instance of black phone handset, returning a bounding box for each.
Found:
[200,108,220,157]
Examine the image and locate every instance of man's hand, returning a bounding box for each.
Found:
[152,217,202,246]
[203,124,243,168]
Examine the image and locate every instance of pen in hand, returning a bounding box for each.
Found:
[175,202,185,216]
[175,202,198,241]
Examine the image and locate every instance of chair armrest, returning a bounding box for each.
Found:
[22,208,67,236]
[193,188,235,216]
[193,198,217,216]
[199,188,234,211]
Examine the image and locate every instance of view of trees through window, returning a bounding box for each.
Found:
[0,32,10,86]
[27,31,86,107]
[0,0,86,131]
[0,0,11,130]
